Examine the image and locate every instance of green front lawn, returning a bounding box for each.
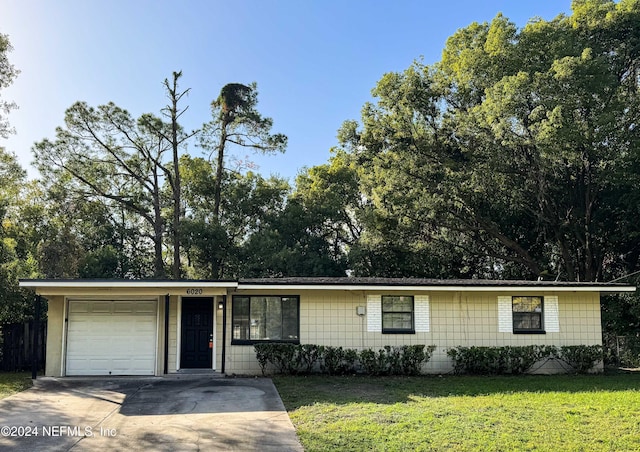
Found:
[273,373,640,451]
[0,372,33,399]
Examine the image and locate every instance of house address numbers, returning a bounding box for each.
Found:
[186,288,203,295]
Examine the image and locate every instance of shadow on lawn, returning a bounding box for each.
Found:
[273,370,640,410]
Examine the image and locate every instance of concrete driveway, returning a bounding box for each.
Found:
[0,376,303,451]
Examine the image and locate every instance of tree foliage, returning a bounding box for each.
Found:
[180,155,290,278]
[0,150,37,322]
[339,0,640,282]
[200,82,287,221]
[33,101,176,277]
[0,33,19,138]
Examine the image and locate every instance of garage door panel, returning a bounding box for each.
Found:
[69,301,90,314]
[132,301,156,314]
[66,300,157,376]
[113,302,133,313]
[90,303,112,314]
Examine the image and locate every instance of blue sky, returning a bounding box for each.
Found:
[2,1,571,182]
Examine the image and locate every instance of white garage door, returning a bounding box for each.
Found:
[66,300,157,376]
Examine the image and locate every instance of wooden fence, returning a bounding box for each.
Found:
[0,321,47,372]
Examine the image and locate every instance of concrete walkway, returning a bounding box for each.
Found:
[0,376,303,451]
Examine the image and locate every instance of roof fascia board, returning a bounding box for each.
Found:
[19,280,635,293]
[19,281,238,297]
[236,284,636,292]
[19,281,238,289]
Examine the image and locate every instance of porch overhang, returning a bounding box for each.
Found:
[19,279,238,297]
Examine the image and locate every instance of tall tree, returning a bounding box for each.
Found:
[0,149,37,322]
[144,71,197,279]
[195,82,287,277]
[33,102,173,277]
[340,0,640,282]
[200,82,287,220]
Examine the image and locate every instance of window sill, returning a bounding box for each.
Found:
[513,330,546,335]
[382,330,416,335]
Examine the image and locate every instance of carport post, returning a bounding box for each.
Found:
[164,294,170,374]
[221,295,227,374]
[31,295,41,380]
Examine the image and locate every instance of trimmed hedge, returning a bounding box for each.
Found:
[255,344,603,376]
[447,345,603,375]
[559,345,603,373]
[254,343,323,375]
[320,346,358,375]
[360,345,436,376]
[253,343,436,376]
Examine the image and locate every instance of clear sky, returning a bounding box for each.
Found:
[1,1,571,182]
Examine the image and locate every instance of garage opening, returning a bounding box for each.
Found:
[66,299,157,376]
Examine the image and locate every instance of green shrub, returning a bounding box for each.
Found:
[255,343,436,376]
[254,343,277,375]
[359,348,387,375]
[447,345,557,375]
[447,346,492,374]
[559,345,603,373]
[360,345,436,376]
[320,346,358,375]
[295,344,323,374]
[383,346,402,374]
[254,343,325,375]
[401,345,437,375]
[269,343,297,374]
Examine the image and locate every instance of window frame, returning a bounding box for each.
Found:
[381,295,415,334]
[231,295,300,345]
[512,295,545,334]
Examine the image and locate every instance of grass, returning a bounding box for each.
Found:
[273,372,640,451]
[0,372,33,399]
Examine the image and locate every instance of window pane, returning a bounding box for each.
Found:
[250,297,281,340]
[512,296,543,331]
[233,297,250,340]
[250,297,266,340]
[382,297,396,311]
[383,312,413,330]
[513,296,542,313]
[233,295,300,343]
[513,312,542,330]
[382,296,413,312]
[282,297,299,340]
[265,297,282,340]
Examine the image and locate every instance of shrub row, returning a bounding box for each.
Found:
[447,345,603,374]
[254,343,436,376]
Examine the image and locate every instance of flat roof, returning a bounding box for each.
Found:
[19,277,636,293]
[19,279,238,288]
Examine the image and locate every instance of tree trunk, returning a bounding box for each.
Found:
[169,73,182,280]
[213,124,227,220]
[152,173,165,278]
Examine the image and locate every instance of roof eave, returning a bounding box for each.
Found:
[236,283,636,293]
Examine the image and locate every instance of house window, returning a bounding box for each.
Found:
[382,295,414,334]
[512,296,544,333]
[232,296,300,344]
